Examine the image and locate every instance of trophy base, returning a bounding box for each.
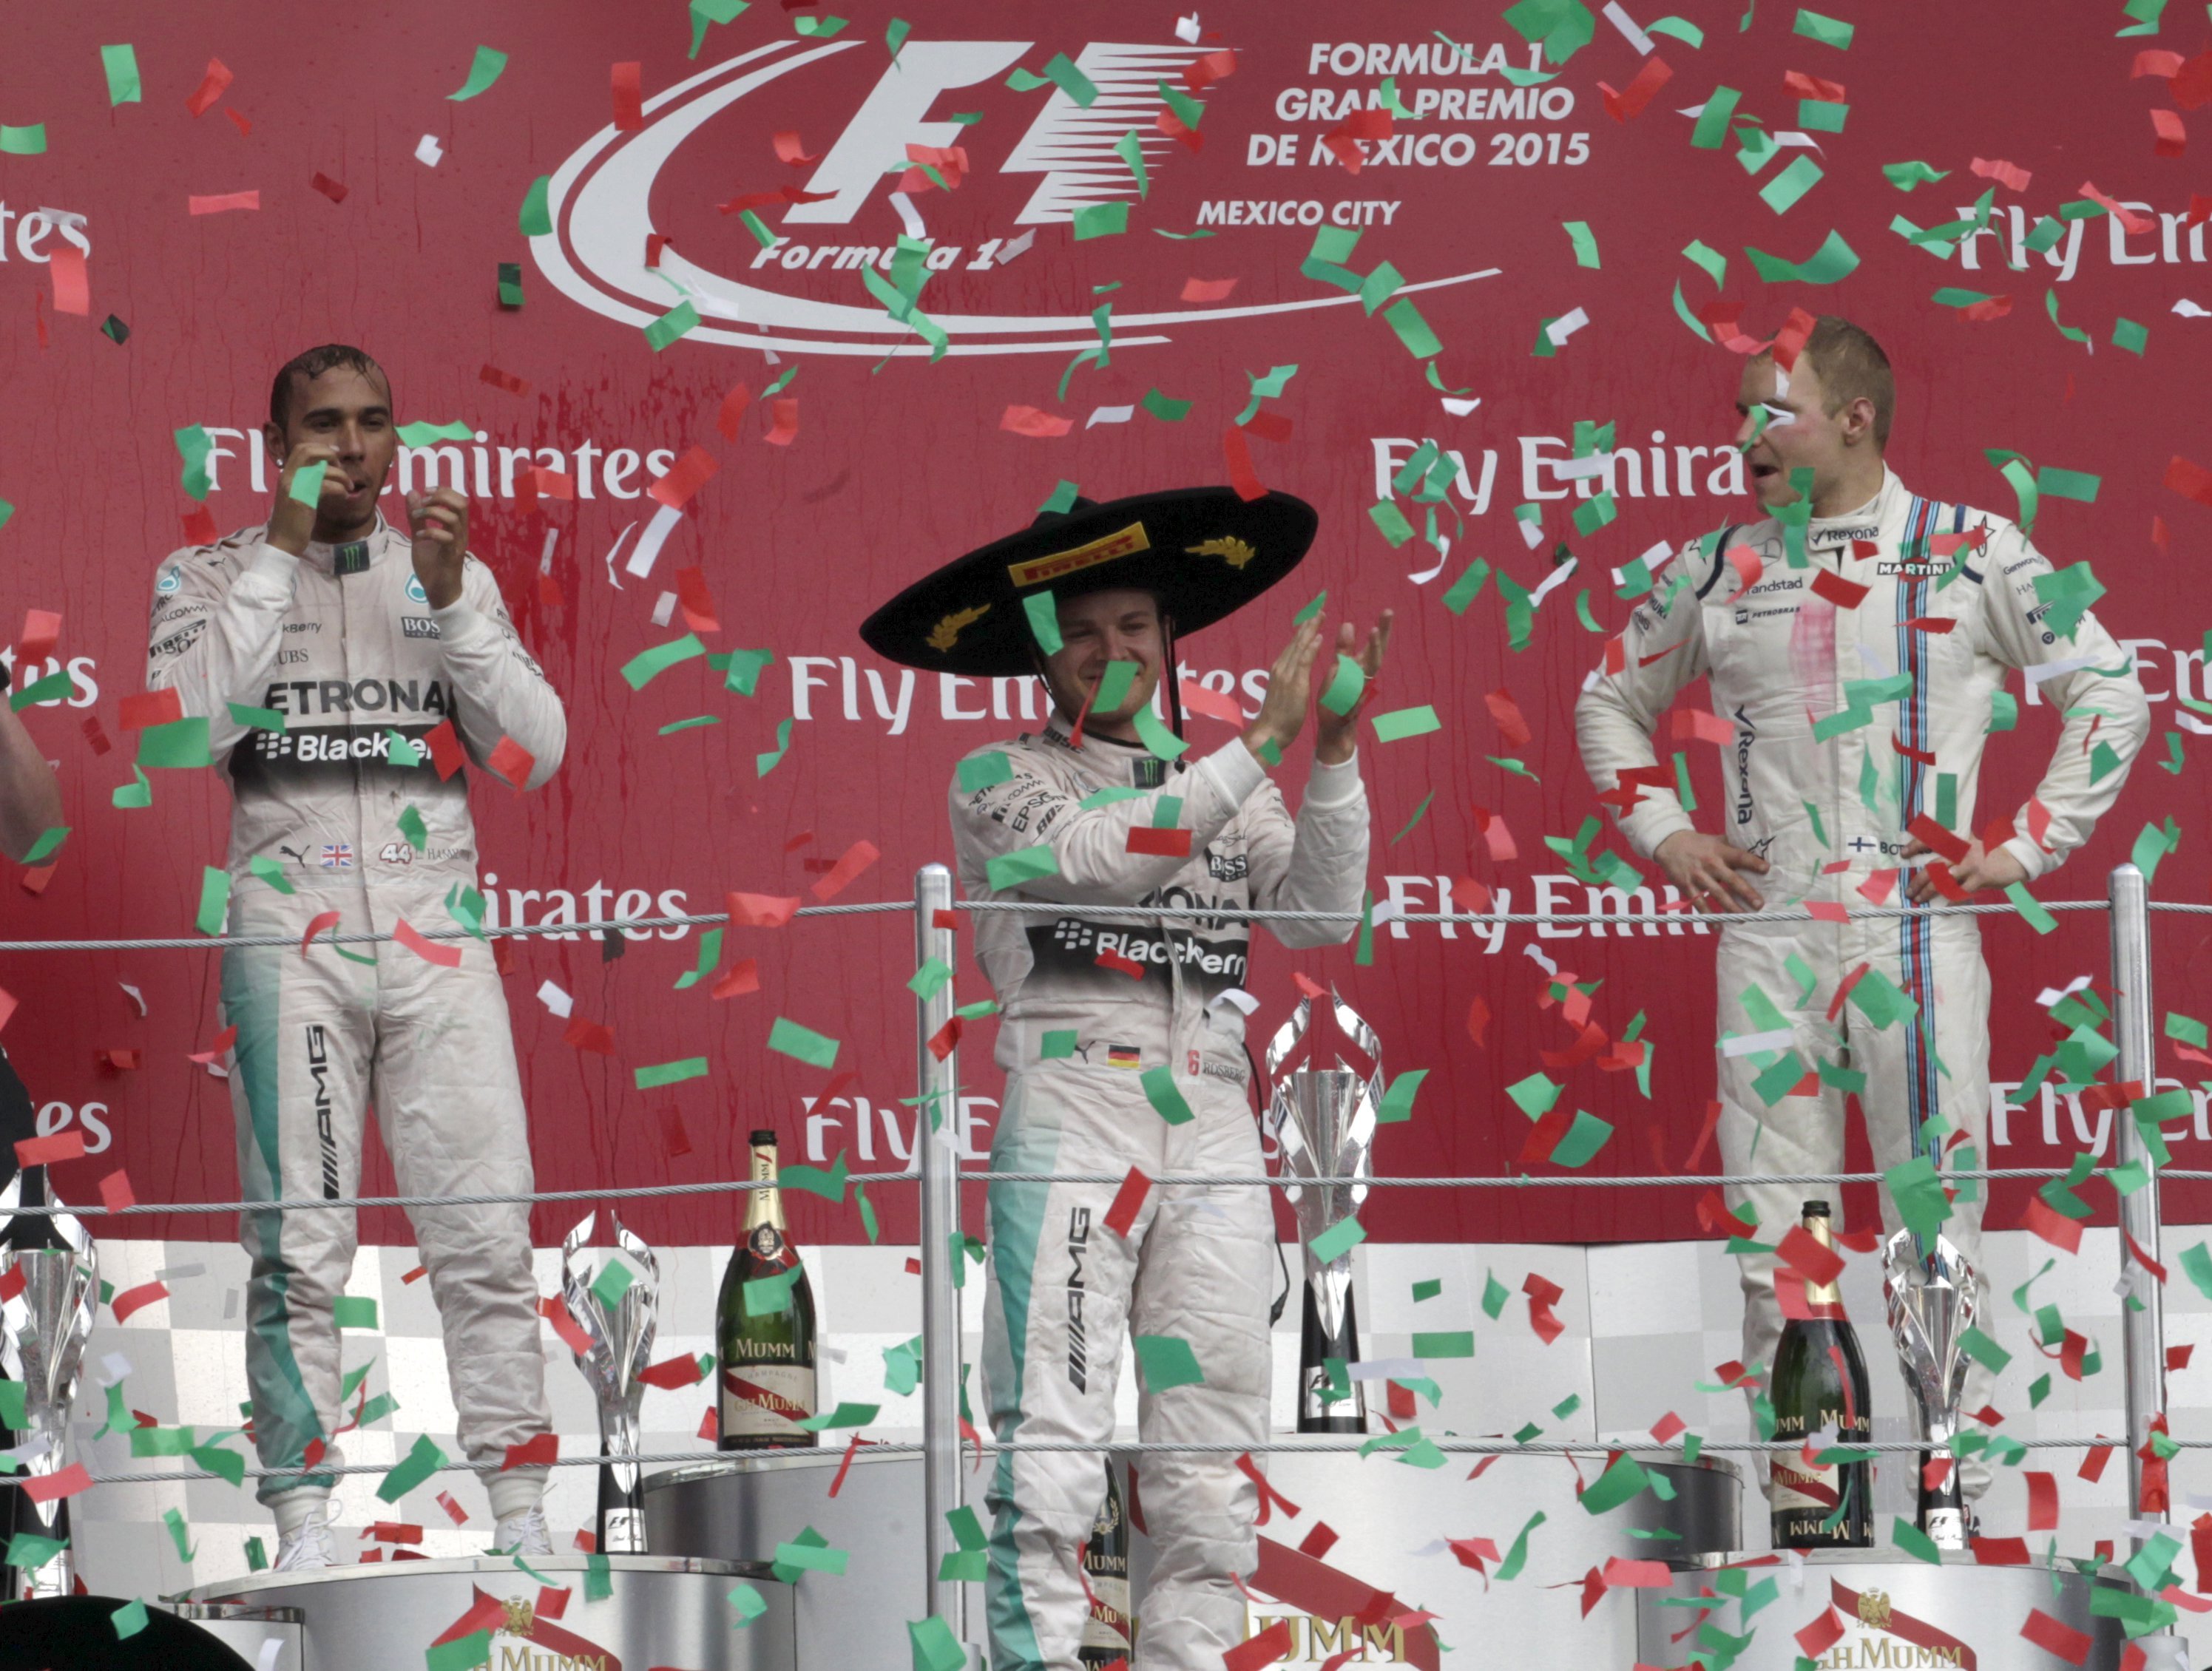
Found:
[1294,1281,1367,1435]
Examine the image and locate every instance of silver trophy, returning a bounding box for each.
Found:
[1882,1227,1980,1548]
[0,1171,98,1598]
[561,1210,658,1554]
[1265,987,1382,1434]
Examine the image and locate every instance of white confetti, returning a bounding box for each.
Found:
[95,1352,132,1387]
[1555,453,1614,481]
[602,521,637,591]
[1545,307,1590,347]
[414,134,442,168]
[154,1262,206,1282]
[539,526,560,572]
[1085,404,1136,428]
[118,982,146,1017]
[1722,1028,1797,1057]
[1174,12,1202,43]
[538,980,574,1019]
[888,189,924,241]
[650,592,678,628]
[1613,540,1675,585]
[2174,299,2209,318]
[1603,1,1656,54]
[1529,554,1580,609]
[2036,975,2093,1008]
[1347,1357,1425,1380]
[1208,987,1259,1015]
[625,504,684,579]
[997,227,1037,264]
[1523,943,1560,977]
[1439,394,1481,416]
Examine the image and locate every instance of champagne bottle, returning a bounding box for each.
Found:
[1769,1199,1873,1549]
[1078,1462,1134,1667]
[717,1131,819,1449]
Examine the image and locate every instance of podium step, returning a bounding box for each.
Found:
[181,1553,791,1671]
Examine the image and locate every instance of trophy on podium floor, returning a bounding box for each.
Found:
[1883,1227,1980,1548]
[562,1211,659,1554]
[1265,987,1383,1434]
[0,1167,98,1598]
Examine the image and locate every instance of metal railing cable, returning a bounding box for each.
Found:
[66,1433,2181,1494]
[0,892,2174,954]
[7,1166,2199,1220]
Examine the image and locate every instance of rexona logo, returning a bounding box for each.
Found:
[532,39,1493,356]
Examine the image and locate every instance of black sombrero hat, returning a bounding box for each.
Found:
[859,487,1318,677]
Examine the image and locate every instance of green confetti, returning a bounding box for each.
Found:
[110,1599,150,1640]
[756,716,795,777]
[986,844,1060,890]
[1691,85,1741,149]
[1372,705,1441,742]
[1022,592,1063,654]
[1884,160,1950,191]
[1038,1029,1078,1059]
[1793,8,1856,47]
[1379,1069,1428,1124]
[635,1057,708,1089]
[1759,155,1824,214]
[621,634,707,691]
[9,668,70,713]
[0,126,47,156]
[1388,791,1435,844]
[2112,316,2148,355]
[1382,296,1444,358]
[1308,1215,1366,1264]
[332,1295,379,1329]
[19,826,68,865]
[447,45,510,101]
[2004,881,2058,935]
[1319,653,1367,716]
[590,1257,637,1314]
[1563,220,1600,268]
[376,1433,449,1502]
[101,44,142,105]
[792,13,847,35]
[1113,129,1149,198]
[1891,1516,1941,1563]
[1745,229,1860,284]
[1140,1064,1193,1125]
[1132,1333,1204,1392]
[1072,202,1129,240]
[519,175,553,237]
[1548,1111,1615,1167]
[727,1582,768,1623]
[195,866,231,935]
[646,301,702,352]
[175,424,214,501]
[1140,388,1191,421]
[768,1017,841,1070]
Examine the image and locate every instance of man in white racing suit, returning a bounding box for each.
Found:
[865,488,1385,1669]
[146,345,565,1566]
[1575,317,2147,1511]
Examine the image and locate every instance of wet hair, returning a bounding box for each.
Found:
[1774,316,1894,448]
[268,344,390,433]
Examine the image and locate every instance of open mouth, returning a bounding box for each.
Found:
[1751,462,1782,486]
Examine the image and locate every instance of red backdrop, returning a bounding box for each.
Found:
[0,1,2205,1250]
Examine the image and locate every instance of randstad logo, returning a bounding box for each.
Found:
[531,39,1493,357]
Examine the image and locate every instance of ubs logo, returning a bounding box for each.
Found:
[531,41,1494,356]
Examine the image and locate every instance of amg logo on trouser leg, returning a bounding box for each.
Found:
[1066,1207,1090,1392]
[305,1024,339,1200]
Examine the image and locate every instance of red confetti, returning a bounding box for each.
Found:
[424,719,466,780]
[186,59,234,118]
[2080,1440,2117,1482]
[2020,1609,2091,1664]
[48,246,87,317]
[611,61,644,131]
[1001,405,1073,438]
[2153,109,2187,157]
[728,892,800,928]
[763,397,799,447]
[1599,54,1673,121]
[436,1491,469,1525]
[2021,1190,2084,1253]
[712,959,761,1000]
[2166,455,2212,510]
[562,1017,616,1056]
[1126,826,1193,857]
[1485,688,1532,748]
[648,445,719,511]
[111,1280,169,1323]
[1180,277,1239,302]
[480,364,530,396]
[188,191,262,215]
[809,840,881,902]
[395,918,463,969]
[637,1354,708,1389]
[13,1131,84,1167]
[119,688,183,731]
[674,567,720,633]
[311,172,349,203]
[717,384,754,440]
[98,1170,135,1213]
[1222,422,1267,501]
[21,1463,92,1505]
[1776,1225,1845,1289]
[1104,1167,1151,1238]
[1810,567,1869,609]
[488,736,536,791]
[773,130,820,164]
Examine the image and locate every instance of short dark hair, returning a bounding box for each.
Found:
[1773,316,1894,448]
[268,344,389,432]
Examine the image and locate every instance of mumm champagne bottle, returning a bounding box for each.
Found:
[1077,1462,1134,1666]
[1769,1199,1873,1548]
[716,1131,819,1448]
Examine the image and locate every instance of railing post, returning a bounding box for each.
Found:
[914,865,972,1650]
[2108,862,2165,1533]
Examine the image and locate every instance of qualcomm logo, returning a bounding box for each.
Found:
[531,39,1495,357]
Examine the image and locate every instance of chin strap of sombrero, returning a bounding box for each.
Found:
[1163,612,1186,741]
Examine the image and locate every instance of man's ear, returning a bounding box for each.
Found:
[1843,396,1878,447]
[261,423,286,468]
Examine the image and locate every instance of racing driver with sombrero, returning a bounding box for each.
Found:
[864,487,1389,1670]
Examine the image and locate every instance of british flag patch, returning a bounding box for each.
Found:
[320,844,354,869]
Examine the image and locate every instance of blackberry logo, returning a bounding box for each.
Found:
[1052,918,1095,952]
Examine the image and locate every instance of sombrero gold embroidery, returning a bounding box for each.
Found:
[927,603,990,651]
[1186,535,1256,569]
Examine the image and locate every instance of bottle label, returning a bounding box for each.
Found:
[1770,1457,1843,1516]
[1079,1575,1132,1653]
[720,1364,817,1437]
[748,1225,786,1260]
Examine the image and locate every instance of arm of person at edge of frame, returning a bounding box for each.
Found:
[1572,532,1770,912]
[0,692,62,864]
[1245,612,1390,949]
[145,441,345,762]
[410,488,566,790]
[1904,513,2150,904]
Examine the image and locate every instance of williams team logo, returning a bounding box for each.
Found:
[530,38,1495,356]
